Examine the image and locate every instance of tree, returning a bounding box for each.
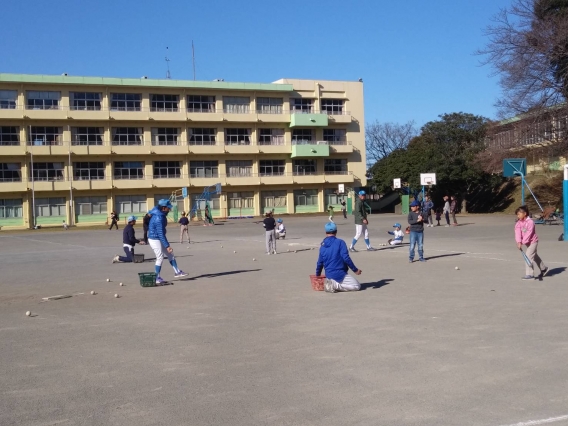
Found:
[365,120,418,168]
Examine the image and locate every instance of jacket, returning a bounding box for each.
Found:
[179,217,189,226]
[122,224,140,247]
[422,200,434,214]
[354,198,367,225]
[388,229,404,241]
[515,217,538,245]
[263,217,276,231]
[315,236,358,282]
[148,206,170,248]
[450,200,457,213]
[443,201,450,213]
[408,211,424,232]
[143,214,151,231]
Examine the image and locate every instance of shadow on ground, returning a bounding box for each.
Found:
[426,253,464,260]
[360,278,393,291]
[180,269,262,280]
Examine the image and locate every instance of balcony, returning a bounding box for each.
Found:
[0,179,26,193]
[224,141,258,154]
[289,111,328,128]
[325,110,352,124]
[150,175,189,188]
[222,108,256,123]
[71,178,112,191]
[0,143,26,156]
[109,106,145,121]
[26,142,69,156]
[112,177,152,189]
[110,141,147,155]
[71,142,111,156]
[324,171,354,183]
[188,142,224,155]
[148,107,185,122]
[150,141,189,155]
[67,106,108,121]
[24,105,67,120]
[256,109,291,124]
[189,175,222,188]
[27,178,71,192]
[224,173,261,187]
[328,141,354,154]
[259,172,293,185]
[291,141,330,158]
[292,172,325,184]
[257,140,291,154]
[0,105,24,119]
[186,108,223,122]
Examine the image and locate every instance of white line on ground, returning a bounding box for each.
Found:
[499,414,568,426]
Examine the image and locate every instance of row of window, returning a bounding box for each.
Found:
[0,126,348,146]
[0,159,348,181]
[0,90,346,114]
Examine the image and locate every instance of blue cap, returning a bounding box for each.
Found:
[358,190,366,196]
[393,223,401,228]
[277,218,283,223]
[325,222,337,233]
[127,215,137,222]
[410,200,420,207]
[158,199,173,209]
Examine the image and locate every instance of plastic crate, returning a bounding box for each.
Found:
[133,253,144,263]
[309,275,326,291]
[138,272,157,287]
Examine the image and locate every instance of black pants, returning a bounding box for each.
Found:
[109,219,118,230]
[342,209,347,219]
[143,228,148,243]
[118,246,134,262]
[445,211,450,225]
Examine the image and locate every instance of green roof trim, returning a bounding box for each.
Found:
[0,73,294,92]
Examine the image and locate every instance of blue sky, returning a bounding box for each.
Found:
[1,0,513,128]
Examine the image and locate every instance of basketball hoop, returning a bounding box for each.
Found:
[424,180,433,186]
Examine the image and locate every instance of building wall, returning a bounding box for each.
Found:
[0,74,366,228]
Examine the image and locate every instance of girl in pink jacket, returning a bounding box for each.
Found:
[515,205,548,280]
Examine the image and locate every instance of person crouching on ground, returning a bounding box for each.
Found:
[316,222,362,293]
[408,200,426,262]
[148,199,188,284]
[275,218,286,239]
[515,205,549,280]
[263,211,277,254]
[113,215,145,263]
[387,222,404,245]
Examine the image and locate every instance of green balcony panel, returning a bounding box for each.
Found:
[291,144,330,158]
[290,113,328,128]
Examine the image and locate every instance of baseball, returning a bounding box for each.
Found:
[221,245,223,248]
[253,258,256,261]
[187,246,190,249]
[106,278,110,282]
[294,250,297,253]
[119,283,124,286]
[114,294,119,298]
[90,291,95,295]
[234,251,236,253]
[26,311,31,316]
[455,266,459,270]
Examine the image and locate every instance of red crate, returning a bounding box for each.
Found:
[309,275,326,291]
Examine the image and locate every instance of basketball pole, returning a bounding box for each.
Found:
[564,165,568,241]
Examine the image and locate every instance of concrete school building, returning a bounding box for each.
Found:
[0,73,366,229]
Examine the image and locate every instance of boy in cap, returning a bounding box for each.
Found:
[148,199,188,284]
[178,211,190,244]
[113,215,145,263]
[408,200,426,262]
[387,223,404,245]
[275,218,286,239]
[316,222,362,293]
[349,190,375,252]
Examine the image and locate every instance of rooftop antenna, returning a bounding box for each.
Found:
[192,40,196,80]
[165,47,171,79]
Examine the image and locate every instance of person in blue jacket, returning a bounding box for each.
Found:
[148,199,188,284]
[112,215,145,263]
[315,222,362,293]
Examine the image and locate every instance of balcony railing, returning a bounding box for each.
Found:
[152,174,184,179]
[70,105,102,111]
[26,140,64,146]
[71,140,108,146]
[0,141,22,146]
[0,177,23,182]
[326,140,351,145]
[111,140,144,146]
[188,140,218,146]
[113,174,145,180]
[150,107,180,112]
[151,139,182,146]
[291,140,328,145]
[25,104,61,110]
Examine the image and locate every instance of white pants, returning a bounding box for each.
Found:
[353,224,369,241]
[265,230,276,253]
[148,239,175,266]
[328,274,361,291]
[329,216,334,222]
[276,232,286,239]
[389,239,402,245]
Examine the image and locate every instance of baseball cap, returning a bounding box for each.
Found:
[410,200,420,207]
[127,215,137,222]
[324,222,337,233]
[358,190,366,196]
[158,199,173,209]
[277,218,283,223]
[393,223,401,228]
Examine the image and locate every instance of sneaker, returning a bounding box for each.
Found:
[541,267,549,277]
[112,255,120,264]
[155,276,167,285]
[266,252,271,255]
[521,275,535,280]
[272,250,277,255]
[366,246,376,251]
[324,279,336,293]
[349,246,357,252]
[409,259,414,263]
[419,258,427,262]
[174,270,189,278]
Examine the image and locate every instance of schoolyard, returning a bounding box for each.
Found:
[1,214,567,426]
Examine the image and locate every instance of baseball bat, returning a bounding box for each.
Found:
[520,249,532,267]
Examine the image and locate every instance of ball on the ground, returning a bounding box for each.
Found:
[25,311,31,316]
[294,250,297,253]
[106,278,110,282]
[455,266,459,270]
[114,294,119,298]
[234,251,236,253]
[221,245,223,248]
[253,258,256,261]
[119,282,123,286]
[90,291,95,295]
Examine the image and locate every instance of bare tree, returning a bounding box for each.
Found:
[365,120,418,167]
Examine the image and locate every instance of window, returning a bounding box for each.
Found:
[225,128,251,145]
[226,160,253,177]
[0,90,17,109]
[151,128,179,145]
[153,161,181,178]
[189,128,216,145]
[291,98,313,113]
[29,127,62,145]
[35,197,66,217]
[153,194,185,213]
[75,196,107,215]
[115,195,146,214]
[262,190,286,209]
[229,192,254,209]
[323,129,347,144]
[73,162,105,180]
[325,188,341,206]
[259,160,285,176]
[0,126,19,146]
[192,193,220,211]
[324,159,348,174]
[321,99,344,114]
[223,96,250,114]
[71,127,103,145]
[114,161,144,179]
[293,159,317,175]
[30,162,64,181]
[187,95,215,113]
[0,199,23,218]
[292,129,313,143]
[112,127,143,145]
[190,161,219,178]
[151,94,179,112]
[0,163,21,182]
[258,129,284,145]
[110,93,141,111]
[70,92,102,111]
[294,189,318,205]
[26,91,60,110]
[257,97,283,114]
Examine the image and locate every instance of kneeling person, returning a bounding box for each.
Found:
[316,222,362,293]
[113,215,145,263]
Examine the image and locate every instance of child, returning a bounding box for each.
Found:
[112,215,145,263]
[340,200,347,219]
[178,211,190,243]
[316,222,362,293]
[203,204,214,226]
[408,200,425,262]
[328,205,335,222]
[62,220,69,230]
[109,210,119,230]
[387,223,404,245]
[275,218,286,239]
[435,208,442,226]
[515,205,549,280]
[263,211,277,254]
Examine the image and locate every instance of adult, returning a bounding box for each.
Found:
[142,212,151,244]
[340,199,347,219]
[450,195,459,226]
[442,196,451,227]
[422,195,434,228]
[113,215,145,263]
[316,222,362,293]
[179,211,190,244]
[349,190,375,252]
[263,211,277,255]
[148,199,188,284]
[109,210,119,230]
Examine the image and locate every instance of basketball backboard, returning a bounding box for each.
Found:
[420,173,436,186]
[338,184,345,194]
[393,178,401,189]
[503,158,527,177]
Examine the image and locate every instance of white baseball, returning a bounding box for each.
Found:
[253,258,256,261]
[455,266,459,270]
[294,250,297,253]
[114,294,119,298]
[106,278,110,282]
[119,283,124,286]
[90,291,95,295]
[234,251,236,253]
[26,311,31,316]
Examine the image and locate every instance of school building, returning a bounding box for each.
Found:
[0,73,366,229]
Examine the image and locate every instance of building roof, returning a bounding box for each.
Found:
[0,73,294,92]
